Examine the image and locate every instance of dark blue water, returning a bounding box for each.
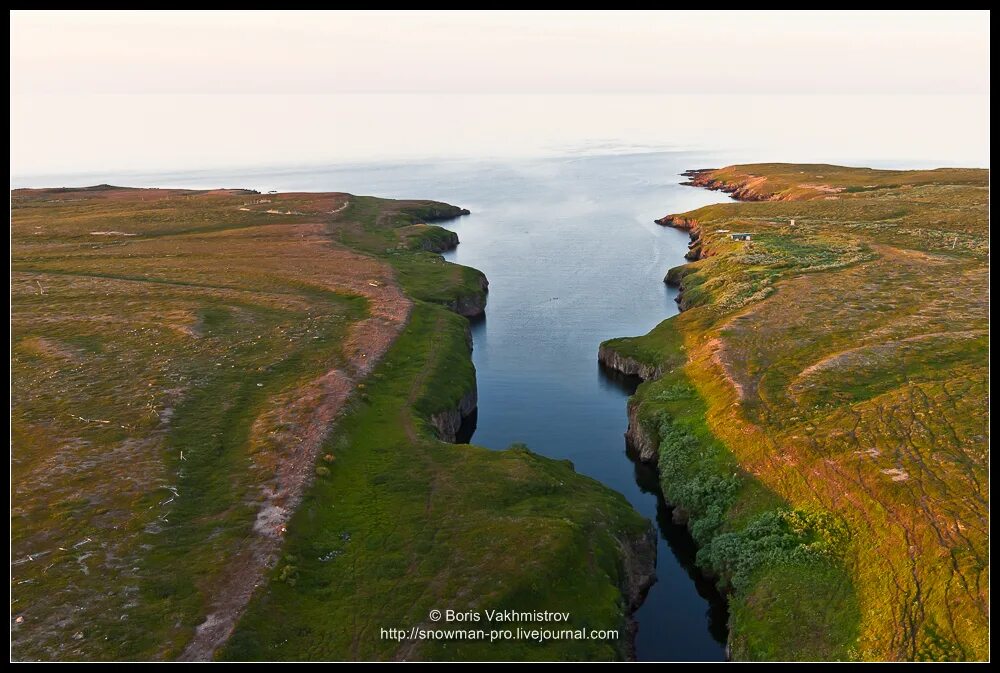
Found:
[44,151,732,660]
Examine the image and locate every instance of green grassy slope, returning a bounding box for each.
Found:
[225,302,651,661]
[602,164,988,661]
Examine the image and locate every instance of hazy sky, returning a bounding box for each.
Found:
[11,11,990,95]
[9,11,991,177]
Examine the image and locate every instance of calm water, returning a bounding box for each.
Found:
[21,151,736,659]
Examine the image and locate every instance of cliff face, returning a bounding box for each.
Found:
[663,265,691,288]
[624,398,658,463]
[619,526,658,660]
[597,346,660,464]
[416,228,460,253]
[597,344,662,381]
[447,273,489,319]
[680,168,778,201]
[418,205,472,222]
[620,527,657,610]
[431,302,480,442]
[430,384,478,443]
[656,214,705,262]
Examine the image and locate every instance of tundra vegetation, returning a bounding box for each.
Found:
[11,186,650,661]
[601,164,988,661]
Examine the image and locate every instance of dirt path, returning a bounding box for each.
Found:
[180,223,411,661]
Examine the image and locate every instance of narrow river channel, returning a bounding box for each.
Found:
[430,153,731,661]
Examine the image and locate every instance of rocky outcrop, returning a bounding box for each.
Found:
[449,295,487,319]
[432,285,482,441]
[656,214,704,262]
[597,344,662,381]
[598,345,661,464]
[419,205,471,222]
[654,214,699,230]
[446,274,489,319]
[663,265,688,288]
[624,398,658,463]
[416,228,460,253]
[619,526,658,661]
[681,168,785,202]
[430,384,478,443]
[664,265,699,312]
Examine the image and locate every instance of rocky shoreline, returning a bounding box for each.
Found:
[680,168,774,201]
[654,215,705,310]
[619,527,658,661]
[655,214,703,259]
[415,228,461,253]
[623,397,658,463]
[447,273,489,319]
[600,337,728,656]
[430,378,478,443]
[597,344,662,381]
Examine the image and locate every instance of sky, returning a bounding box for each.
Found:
[9,11,992,177]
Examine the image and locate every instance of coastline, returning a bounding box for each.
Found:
[600,172,859,659]
[599,163,989,661]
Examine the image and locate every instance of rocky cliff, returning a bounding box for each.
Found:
[416,228,460,253]
[597,345,660,464]
[447,273,489,319]
[624,398,658,463]
[619,526,658,660]
[597,344,662,381]
[656,213,705,262]
[680,168,777,201]
[430,384,478,443]
[654,214,699,230]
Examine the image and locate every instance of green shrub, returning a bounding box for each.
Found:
[698,508,850,593]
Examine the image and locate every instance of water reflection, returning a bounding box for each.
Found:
[629,449,730,645]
